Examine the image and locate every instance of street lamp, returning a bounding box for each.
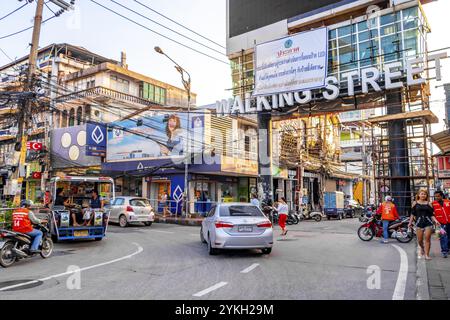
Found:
[154,46,192,218]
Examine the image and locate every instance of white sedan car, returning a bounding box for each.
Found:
[107,197,155,227]
[201,203,274,255]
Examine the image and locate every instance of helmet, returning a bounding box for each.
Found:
[20,199,33,208]
[385,196,393,202]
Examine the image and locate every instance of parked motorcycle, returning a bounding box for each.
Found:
[357,215,414,243]
[0,223,54,268]
[344,200,364,218]
[298,205,323,222]
[286,211,300,225]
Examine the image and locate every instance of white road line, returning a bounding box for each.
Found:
[193,282,228,297]
[0,243,143,292]
[391,244,408,300]
[240,263,260,274]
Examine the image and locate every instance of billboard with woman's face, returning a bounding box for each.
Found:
[106,113,204,162]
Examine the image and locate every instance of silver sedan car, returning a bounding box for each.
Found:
[107,197,155,227]
[200,203,274,255]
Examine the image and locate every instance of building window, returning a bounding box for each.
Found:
[110,75,129,93]
[142,82,166,104]
[68,108,75,126]
[84,104,91,122]
[76,106,83,125]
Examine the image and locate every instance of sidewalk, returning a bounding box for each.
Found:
[420,236,450,300]
[154,214,203,226]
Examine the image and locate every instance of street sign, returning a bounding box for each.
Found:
[26,141,43,151]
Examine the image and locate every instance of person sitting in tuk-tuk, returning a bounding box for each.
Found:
[83,190,104,226]
[54,188,71,207]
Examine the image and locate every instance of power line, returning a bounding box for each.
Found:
[89,0,229,66]
[134,0,225,49]
[0,15,57,41]
[0,1,29,22]
[109,0,226,57]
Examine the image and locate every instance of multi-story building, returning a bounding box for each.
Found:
[226,0,439,212]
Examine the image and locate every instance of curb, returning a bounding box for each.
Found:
[154,216,202,226]
[416,244,430,300]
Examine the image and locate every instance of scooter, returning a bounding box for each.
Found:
[0,223,54,268]
[286,211,300,225]
[298,205,323,222]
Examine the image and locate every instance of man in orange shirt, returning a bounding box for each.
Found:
[12,200,47,253]
[376,196,400,244]
[432,191,450,258]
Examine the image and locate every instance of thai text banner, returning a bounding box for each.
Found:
[254,27,328,96]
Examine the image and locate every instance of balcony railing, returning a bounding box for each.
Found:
[56,86,162,107]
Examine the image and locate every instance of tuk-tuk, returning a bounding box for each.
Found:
[49,176,115,242]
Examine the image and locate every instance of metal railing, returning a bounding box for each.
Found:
[56,86,163,107]
[147,199,220,218]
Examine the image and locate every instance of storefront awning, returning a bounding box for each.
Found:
[431,130,450,155]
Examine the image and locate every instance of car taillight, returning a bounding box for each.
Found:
[126,206,134,212]
[215,221,233,228]
[257,221,272,228]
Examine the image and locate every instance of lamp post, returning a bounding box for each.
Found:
[154,46,191,217]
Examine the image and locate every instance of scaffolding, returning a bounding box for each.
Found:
[369,85,437,215]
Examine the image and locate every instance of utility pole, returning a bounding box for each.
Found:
[362,122,367,206]
[13,0,45,206]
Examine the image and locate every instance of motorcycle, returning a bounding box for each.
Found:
[262,204,277,224]
[357,215,414,243]
[359,204,376,222]
[286,211,300,225]
[298,205,323,222]
[344,200,364,218]
[0,223,54,268]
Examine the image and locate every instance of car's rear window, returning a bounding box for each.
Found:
[130,198,151,207]
[219,205,264,217]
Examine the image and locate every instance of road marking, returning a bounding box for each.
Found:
[240,263,260,274]
[391,244,408,300]
[193,282,228,297]
[0,243,143,292]
[151,230,174,234]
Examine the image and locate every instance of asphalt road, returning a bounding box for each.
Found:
[0,217,417,300]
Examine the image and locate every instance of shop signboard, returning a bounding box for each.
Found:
[273,166,288,179]
[221,155,258,175]
[437,156,450,178]
[107,112,204,162]
[254,27,328,96]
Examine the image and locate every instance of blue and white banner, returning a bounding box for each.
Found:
[253,27,328,96]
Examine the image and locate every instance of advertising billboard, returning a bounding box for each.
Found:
[253,27,328,96]
[50,125,102,168]
[107,113,204,162]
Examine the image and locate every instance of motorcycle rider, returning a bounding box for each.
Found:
[431,190,450,258]
[12,200,47,254]
[376,195,399,244]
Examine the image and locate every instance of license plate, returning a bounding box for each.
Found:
[74,230,89,237]
[238,226,253,232]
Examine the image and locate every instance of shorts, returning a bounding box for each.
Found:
[415,216,434,230]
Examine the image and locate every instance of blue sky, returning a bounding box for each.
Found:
[0,0,231,106]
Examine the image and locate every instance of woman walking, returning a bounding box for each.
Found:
[274,197,289,236]
[409,189,441,260]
